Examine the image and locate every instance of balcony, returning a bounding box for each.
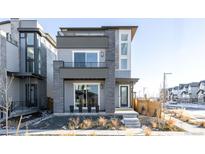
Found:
[59,62,108,79]
[63,62,107,68]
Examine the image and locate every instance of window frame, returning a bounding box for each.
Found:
[72,50,100,67]
[73,83,100,109]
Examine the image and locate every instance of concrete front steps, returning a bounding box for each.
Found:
[123,114,141,128]
[115,108,141,128]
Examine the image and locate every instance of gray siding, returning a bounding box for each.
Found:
[53,61,64,113]
[115,83,120,107]
[57,36,108,48]
[115,70,131,78]
[104,30,116,113]
[60,68,108,79]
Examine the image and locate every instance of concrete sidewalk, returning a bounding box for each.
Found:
[0,128,144,136]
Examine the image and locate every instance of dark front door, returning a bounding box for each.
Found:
[120,86,129,107]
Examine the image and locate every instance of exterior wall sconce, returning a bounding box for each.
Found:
[100,51,104,57]
[100,83,104,89]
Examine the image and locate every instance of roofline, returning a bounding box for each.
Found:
[18,28,56,47]
[59,26,138,40]
[0,20,10,25]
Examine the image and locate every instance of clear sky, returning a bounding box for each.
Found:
[1,18,205,97]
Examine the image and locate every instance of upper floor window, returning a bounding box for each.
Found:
[27,33,34,45]
[121,34,128,41]
[120,33,129,56]
[74,51,99,67]
[121,43,128,55]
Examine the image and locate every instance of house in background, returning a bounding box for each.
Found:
[188,82,199,103]
[0,19,57,119]
[168,86,179,102]
[180,84,189,103]
[197,80,205,103]
[53,26,139,113]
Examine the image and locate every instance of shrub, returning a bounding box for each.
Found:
[200,121,205,128]
[97,116,107,127]
[79,118,93,129]
[110,118,120,129]
[151,121,157,128]
[68,117,80,130]
[144,127,152,136]
[166,119,176,128]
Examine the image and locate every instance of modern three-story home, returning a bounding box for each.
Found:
[0,19,57,119]
[53,26,139,113]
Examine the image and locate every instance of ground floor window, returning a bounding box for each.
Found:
[74,83,99,108]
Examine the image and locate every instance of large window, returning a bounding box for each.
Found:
[27,33,34,45]
[26,47,35,72]
[121,43,128,55]
[74,51,98,67]
[74,83,99,108]
[119,32,130,70]
[20,32,42,74]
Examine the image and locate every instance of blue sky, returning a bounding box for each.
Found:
[1,18,205,97]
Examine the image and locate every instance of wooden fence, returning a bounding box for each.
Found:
[132,99,161,117]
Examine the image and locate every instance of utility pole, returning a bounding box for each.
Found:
[162,72,172,113]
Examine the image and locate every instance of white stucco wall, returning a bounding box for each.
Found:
[0,23,11,34]
[7,77,20,102]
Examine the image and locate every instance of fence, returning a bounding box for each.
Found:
[132,99,161,117]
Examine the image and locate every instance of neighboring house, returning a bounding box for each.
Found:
[188,82,199,103]
[169,86,179,102]
[167,88,172,101]
[53,26,139,113]
[197,80,205,103]
[180,84,189,103]
[0,19,57,119]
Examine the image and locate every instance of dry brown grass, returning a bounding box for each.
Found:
[151,121,157,128]
[68,118,80,130]
[144,127,152,136]
[110,119,120,128]
[166,119,176,127]
[200,121,205,128]
[79,118,93,129]
[179,114,192,122]
[97,116,107,127]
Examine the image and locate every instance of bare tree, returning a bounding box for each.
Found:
[0,67,14,135]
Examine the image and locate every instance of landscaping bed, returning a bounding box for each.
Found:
[0,112,42,129]
[28,115,125,130]
[139,115,184,132]
[166,109,205,128]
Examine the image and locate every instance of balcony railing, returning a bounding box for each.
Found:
[63,62,107,68]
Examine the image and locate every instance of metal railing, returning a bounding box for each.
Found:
[63,62,107,68]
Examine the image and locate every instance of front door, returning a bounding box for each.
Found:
[120,85,129,107]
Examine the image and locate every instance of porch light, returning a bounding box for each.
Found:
[100,83,104,89]
[100,51,104,57]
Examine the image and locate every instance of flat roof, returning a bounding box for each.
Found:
[0,20,10,25]
[60,26,138,40]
